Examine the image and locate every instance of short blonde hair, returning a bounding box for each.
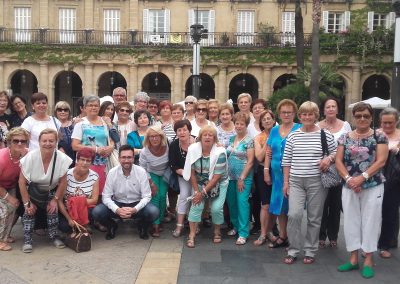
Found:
[194,99,208,111]
[219,103,234,116]
[54,101,71,118]
[233,112,250,126]
[237,93,252,104]
[6,127,30,143]
[39,128,58,142]
[277,99,298,114]
[143,125,168,148]
[298,101,320,121]
[197,125,218,144]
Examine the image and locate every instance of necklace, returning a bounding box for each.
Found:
[9,149,21,164]
[324,119,337,131]
[279,123,293,137]
[233,135,246,148]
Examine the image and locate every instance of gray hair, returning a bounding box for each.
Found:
[83,95,100,106]
[112,87,127,97]
[184,95,197,103]
[380,107,399,122]
[134,91,150,103]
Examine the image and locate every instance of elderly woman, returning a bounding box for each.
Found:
[248,99,268,138]
[208,99,220,126]
[58,148,99,233]
[21,92,61,150]
[19,128,72,253]
[183,125,228,248]
[127,110,151,164]
[55,101,75,165]
[226,113,254,245]
[133,91,150,113]
[317,98,352,248]
[191,99,215,138]
[184,96,197,121]
[148,98,160,124]
[72,95,114,194]
[379,108,400,258]
[0,128,29,251]
[237,93,254,122]
[169,120,195,237]
[336,102,388,278]
[0,91,10,149]
[264,99,301,248]
[139,125,169,237]
[217,103,236,149]
[114,101,135,147]
[158,100,176,141]
[282,101,336,264]
[9,94,31,129]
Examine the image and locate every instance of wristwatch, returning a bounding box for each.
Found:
[361,172,369,180]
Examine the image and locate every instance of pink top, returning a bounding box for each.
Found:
[0,148,22,189]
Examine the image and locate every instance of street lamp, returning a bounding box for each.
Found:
[391,0,400,110]
[190,22,207,99]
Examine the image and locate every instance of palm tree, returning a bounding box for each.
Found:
[310,0,322,104]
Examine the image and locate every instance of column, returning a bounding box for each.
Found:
[351,66,361,104]
[217,66,227,102]
[84,0,94,29]
[0,62,3,91]
[39,0,49,28]
[39,63,51,106]
[0,0,4,27]
[262,66,272,99]
[173,65,183,102]
[128,64,138,101]
[129,0,139,30]
[84,64,94,95]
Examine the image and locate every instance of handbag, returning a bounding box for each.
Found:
[28,151,57,209]
[64,220,92,253]
[163,168,180,194]
[320,129,342,189]
[384,151,400,185]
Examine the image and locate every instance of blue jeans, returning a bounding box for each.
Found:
[92,201,159,231]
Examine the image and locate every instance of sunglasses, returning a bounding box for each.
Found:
[12,139,28,145]
[119,109,130,113]
[56,108,69,112]
[185,101,194,105]
[354,114,372,120]
[196,108,207,113]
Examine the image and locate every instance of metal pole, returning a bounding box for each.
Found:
[392,1,400,110]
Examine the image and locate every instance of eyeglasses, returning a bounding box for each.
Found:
[354,114,372,120]
[86,104,100,108]
[119,109,130,113]
[148,105,158,109]
[11,139,27,145]
[196,108,207,113]
[280,112,293,116]
[113,94,126,98]
[149,135,161,139]
[185,101,194,105]
[56,108,69,112]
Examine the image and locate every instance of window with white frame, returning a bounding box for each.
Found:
[322,11,350,33]
[104,9,120,45]
[59,8,76,43]
[188,9,215,46]
[14,7,31,42]
[367,12,395,32]
[281,12,295,45]
[143,9,170,45]
[237,10,255,45]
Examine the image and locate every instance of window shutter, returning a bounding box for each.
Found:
[164,9,170,44]
[322,11,329,33]
[143,9,149,43]
[59,8,76,43]
[367,11,374,33]
[342,11,351,32]
[386,12,395,29]
[15,7,31,42]
[208,10,215,45]
[188,9,194,32]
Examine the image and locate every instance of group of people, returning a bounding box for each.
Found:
[0,88,399,279]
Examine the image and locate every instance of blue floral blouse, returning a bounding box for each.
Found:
[226,135,254,181]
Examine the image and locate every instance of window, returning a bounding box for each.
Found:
[281,12,295,45]
[143,9,170,45]
[188,9,215,46]
[14,7,31,42]
[237,10,255,45]
[104,9,120,44]
[322,11,350,33]
[367,12,395,32]
[59,8,76,43]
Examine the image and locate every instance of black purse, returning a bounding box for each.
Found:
[28,151,57,209]
[384,151,400,185]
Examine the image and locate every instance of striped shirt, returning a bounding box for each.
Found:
[65,168,99,199]
[281,129,336,177]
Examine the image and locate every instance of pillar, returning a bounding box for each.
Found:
[84,0,94,29]
[39,0,49,28]
[217,66,227,102]
[173,65,183,102]
[84,63,94,95]
[263,66,272,99]
[128,64,138,101]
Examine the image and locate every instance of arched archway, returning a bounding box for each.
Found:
[98,71,127,98]
[362,75,390,100]
[10,69,38,111]
[185,73,215,100]
[55,71,82,116]
[142,72,171,101]
[273,74,297,92]
[229,73,258,106]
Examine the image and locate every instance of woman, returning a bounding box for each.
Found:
[159,100,176,141]
[237,93,254,122]
[114,102,135,147]
[217,103,236,149]
[55,101,75,166]
[0,128,29,251]
[336,102,388,278]
[317,98,352,248]
[127,110,151,164]
[148,98,160,124]
[253,110,276,246]
[21,92,61,150]
[183,125,228,248]
[19,128,73,253]
[226,113,254,245]
[378,107,400,258]
[139,125,169,237]
[191,100,215,138]
[281,101,336,264]
[0,91,10,149]
[9,94,31,129]
[71,95,114,194]
[169,120,195,237]
[248,99,267,138]
[264,99,301,248]
[99,101,115,130]
[184,96,197,121]
[171,104,185,124]
[208,99,220,126]
[58,148,99,233]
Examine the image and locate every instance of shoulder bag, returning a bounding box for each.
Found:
[64,220,92,253]
[320,129,342,189]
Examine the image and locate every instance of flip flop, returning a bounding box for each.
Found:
[303,256,315,264]
[186,237,195,248]
[213,235,222,244]
[283,255,297,264]
[0,242,12,251]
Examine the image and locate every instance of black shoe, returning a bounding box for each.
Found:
[105,221,118,240]
[139,227,149,240]
[202,217,212,228]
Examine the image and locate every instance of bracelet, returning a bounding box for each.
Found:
[344,174,350,180]
[345,177,352,183]
[23,201,30,207]
[1,192,9,200]
[264,167,270,170]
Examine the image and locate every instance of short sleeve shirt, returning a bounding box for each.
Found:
[191,153,227,187]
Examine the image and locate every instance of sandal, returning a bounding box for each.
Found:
[236,236,247,245]
[269,237,289,248]
[303,256,315,264]
[213,235,222,244]
[186,237,195,248]
[0,242,12,251]
[227,229,237,236]
[266,232,278,243]
[172,224,184,238]
[253,236,266,246]
[329,240,337,248]
[283,255,297,264]
[319,240,326,248]
[6,236,15,243]
[379,250,392,259]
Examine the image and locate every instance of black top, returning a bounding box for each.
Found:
[0,113,11,128]
[9,112,32,129]
[168,138,187,176]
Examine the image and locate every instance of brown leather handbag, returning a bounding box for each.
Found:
[65,221,92,253]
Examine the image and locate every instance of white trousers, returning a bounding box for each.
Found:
[342,183,384,253]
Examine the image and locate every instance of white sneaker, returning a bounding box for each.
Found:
[53,239,66,249]
[22,244,33,253]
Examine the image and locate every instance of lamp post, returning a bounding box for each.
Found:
[190,23,205,99]
[391,0,400,110]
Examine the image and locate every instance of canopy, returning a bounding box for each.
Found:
[348,97,391,109]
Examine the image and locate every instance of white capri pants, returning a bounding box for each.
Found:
[176,176,193,215]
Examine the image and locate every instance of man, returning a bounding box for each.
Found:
[92,145,159,240]
[112,87,128,123]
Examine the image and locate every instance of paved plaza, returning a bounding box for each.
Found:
[1,217,399,284]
